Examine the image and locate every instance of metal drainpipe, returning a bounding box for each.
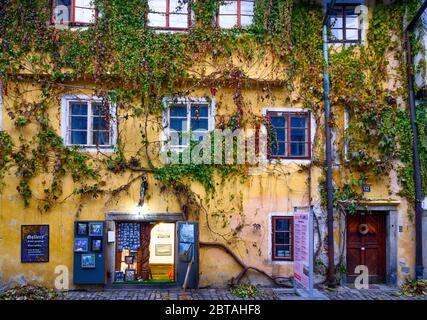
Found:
[404,0,427,281]
[322,0,337,287]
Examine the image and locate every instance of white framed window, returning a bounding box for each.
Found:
[147,0,192,31]
[61,95,117,152]
[162,97,215,151]
[217,0,255,29]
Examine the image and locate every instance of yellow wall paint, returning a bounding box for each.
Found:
[0,79,416,289]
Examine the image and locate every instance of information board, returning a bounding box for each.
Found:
[293,206,313,292]
[21,225,49,263]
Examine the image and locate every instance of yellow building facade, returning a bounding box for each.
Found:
[0,0,425,290]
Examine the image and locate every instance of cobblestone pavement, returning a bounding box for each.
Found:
[64,288,285,300]
[63,286,427,300]
[321,285,427,300]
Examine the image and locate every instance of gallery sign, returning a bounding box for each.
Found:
[293,207,313,292]
[21,225,49,263]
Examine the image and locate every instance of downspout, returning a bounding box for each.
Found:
[404,0,427,281]
[322,0,337,287]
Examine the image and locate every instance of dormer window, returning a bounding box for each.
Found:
[147,0,192,31]
[217,0,255,29]
[52,0,96,25]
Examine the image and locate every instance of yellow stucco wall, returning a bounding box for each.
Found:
[0,69,417,289]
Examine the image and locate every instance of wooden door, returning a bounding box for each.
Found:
[346,212,386,284]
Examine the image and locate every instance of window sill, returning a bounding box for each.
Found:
[65,145,115,153]
[270,260,293,265]
[266,158,311,165]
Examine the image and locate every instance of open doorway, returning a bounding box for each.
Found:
[114,222,175,284]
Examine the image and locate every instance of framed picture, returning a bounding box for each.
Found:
[81,254,96,268]
[179,223,194,243]
[125,269,136,282]
[91,238,102,252]
[76,222,88,236]
[125,255,134,264]
[155,244,172,256]
[89,222,103,237]
[115,271,124,282]
[74,238,88,252]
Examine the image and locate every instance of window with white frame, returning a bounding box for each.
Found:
[217,0,255,29]
[52,0,96,25]
[164,98,214,150]
[62,96,116,150]
[147,0,192,31]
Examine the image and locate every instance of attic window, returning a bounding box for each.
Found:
[217,0,255,28]
[147,0,192,31]
[52,0,96,25]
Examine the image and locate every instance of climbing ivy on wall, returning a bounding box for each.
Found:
[0,0,426,219]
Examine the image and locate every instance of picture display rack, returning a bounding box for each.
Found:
[73,221,106,284]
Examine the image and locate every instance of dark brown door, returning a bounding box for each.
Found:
[346,212,386,284]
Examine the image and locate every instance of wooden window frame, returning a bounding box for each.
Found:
[271,216,293,261]
[51,0,98,26]
[216,0,255,28]
[328,3,362,45]
[266,111,311,160]
[147,0,193,31]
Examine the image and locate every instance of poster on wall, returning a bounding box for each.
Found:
[117,223,140,251]
[293,207,313,292]
[21,225,49,263]
[179,223,194,243]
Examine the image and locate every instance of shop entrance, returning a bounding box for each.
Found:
[114,222,175,284]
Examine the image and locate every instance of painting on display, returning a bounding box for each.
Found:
[81,254,96,268]
[74,238,89,252]
[179,223,194,243]
[155,244,172,256]
[76,222,88,236]
[89,222,103,236]
[117,223,140,251]
[91,238,102,251]
[21,225,49,263]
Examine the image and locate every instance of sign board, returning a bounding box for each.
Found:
[21,225,49,263]
[293,207,313,292]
